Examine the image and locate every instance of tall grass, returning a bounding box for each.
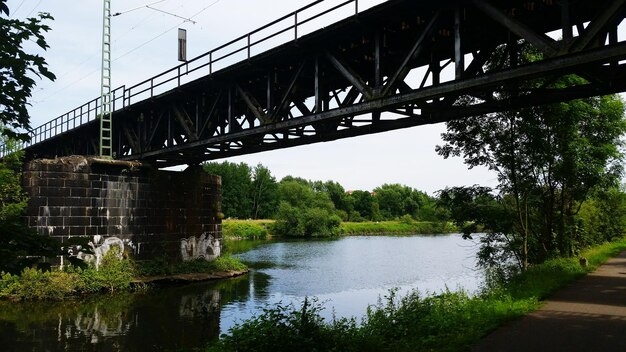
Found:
[208,237,626,352]
[223,220,272,239]
[339,221,457,235]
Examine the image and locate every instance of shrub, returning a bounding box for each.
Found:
[210,255,248,272]
[209,298,362,352]
[272,202,342,237]
[222,221,268,239]
[0,268,79,300]
[71,247,135,293]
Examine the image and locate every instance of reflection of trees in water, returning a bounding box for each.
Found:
[0,284,225,351]
[216,270,271,304]
[0,271,271,351]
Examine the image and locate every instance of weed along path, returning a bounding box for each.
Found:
[473,251,626,352]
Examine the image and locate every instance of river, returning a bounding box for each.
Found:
[0,234,483,351]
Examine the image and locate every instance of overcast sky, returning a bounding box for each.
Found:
[7,0,505,193]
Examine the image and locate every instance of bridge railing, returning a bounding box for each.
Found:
[2,0,370,157]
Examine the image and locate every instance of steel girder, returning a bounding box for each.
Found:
[23,0,626,166]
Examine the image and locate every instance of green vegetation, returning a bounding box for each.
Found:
[437,42,626,271]
[223,220,271,239]
[0,0,56,141]
[0,149,61,274]
[0,1,59,275]
[339,220,456,236]
[208,238,626,352]
[0,249,247,301]
[203,163,446,238]
[204,162,278,219]
[135,255,247,277]
[0,249,134,300]
[223,219,456,238]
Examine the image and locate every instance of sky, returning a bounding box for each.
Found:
[7,0,504,194]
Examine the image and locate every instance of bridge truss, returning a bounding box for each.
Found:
[13,0,626,167]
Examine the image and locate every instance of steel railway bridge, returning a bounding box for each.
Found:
[6,0,626,167]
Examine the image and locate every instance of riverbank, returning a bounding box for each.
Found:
[339,220,457,235]
[0,254,248,301]
[207,237,626,352]
[223,219,457,239]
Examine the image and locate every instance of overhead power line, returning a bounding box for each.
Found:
[33,0,222,105]
[112,0,168,16]
[10,0,27,18]
[144,5,196,24]
[25,0,42,17]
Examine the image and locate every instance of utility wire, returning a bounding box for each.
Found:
[10,0,27,18]
[112,0,168,16]
[111,0,221,62]
[34,0,222,105]
[145,5,196,24]
[25,0,42,17]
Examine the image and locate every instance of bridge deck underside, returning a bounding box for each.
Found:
[23,0,626,167]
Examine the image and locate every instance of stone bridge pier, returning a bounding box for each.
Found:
[22,156,222,262]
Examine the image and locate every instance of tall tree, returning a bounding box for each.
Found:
[0,2,59,273]
[312,180,352,214]
[0,1,55,141]
[437,43,626,268]
[250,164,278,219]
[204,161,252,219]
[373,184,428,220]
[349,190,376,221]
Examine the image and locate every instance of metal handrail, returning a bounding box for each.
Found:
[0,0,364,157]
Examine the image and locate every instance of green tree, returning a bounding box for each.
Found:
[312,180,352,214]
[577,187,626,245]
[0,2,55,140]
[348,190,376,221]
[437,44,626,268]
[250,164,278,219]
[373,184,430,220]
[272,177,341,237]
[204,161,252,218]
[0,2,58,273]
[0,148,59,273]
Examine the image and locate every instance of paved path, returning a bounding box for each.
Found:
[472,251,626,352]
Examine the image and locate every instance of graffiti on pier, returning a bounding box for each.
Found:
[180,233,221,261]
[70,236,133,269]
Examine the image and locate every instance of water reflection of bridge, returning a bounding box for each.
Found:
[9,0,626,167]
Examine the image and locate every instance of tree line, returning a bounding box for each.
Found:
[203,162,444,237]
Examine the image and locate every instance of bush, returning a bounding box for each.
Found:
[210,255,248,272]
[0,150,61,274]
[0,268,79,300]
[208,298,362,352]
[272,201,342,238]
[75,247,135,293]
[222,220,268,239]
